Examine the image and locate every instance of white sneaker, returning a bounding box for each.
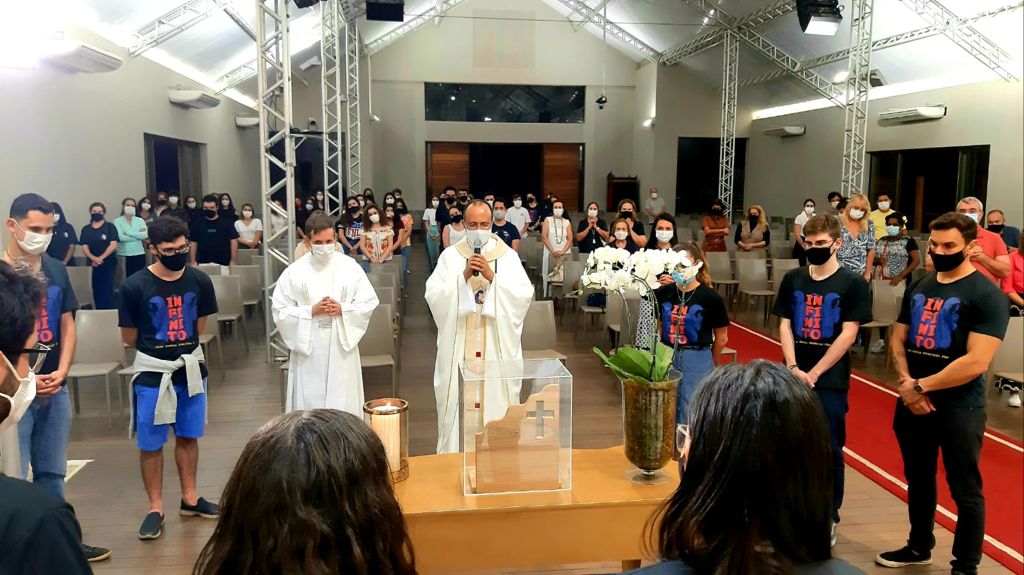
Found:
[830,522,837,547]
[1009,391,1022,408]
[869,339,886,354]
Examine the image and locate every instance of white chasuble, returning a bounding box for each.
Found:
[425,236,535,454]
[272,252,379,415]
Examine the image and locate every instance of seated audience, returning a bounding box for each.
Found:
[631,361,863,575]
[735,204,770,256]
[0,261,93,573]
[193,409,416,575]
[577,201,609,253]
[46,201,78,265]
[986,209,1020,251]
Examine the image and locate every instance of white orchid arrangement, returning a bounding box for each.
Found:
[581,247,703,384]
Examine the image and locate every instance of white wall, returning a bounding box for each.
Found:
[745,80,1024,225]
[0,26,260,247]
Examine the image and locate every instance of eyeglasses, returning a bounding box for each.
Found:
[157,243,191,256]
[22,343,52,372]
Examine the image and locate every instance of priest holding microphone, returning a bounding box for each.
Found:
[426,200,534,454]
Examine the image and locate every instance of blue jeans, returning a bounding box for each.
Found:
[671,347,714,426]
[361,259,370,272]
[426,226,440,271]
[18,385,73,501]
[816,388,849,523]
[400,245,411,286]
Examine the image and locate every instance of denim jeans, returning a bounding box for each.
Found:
[18,385,73,501]
[894,403,986,573]
[671,347,714,427]
[400,245,412,287]
[92,261,117,309]
[815,388,849,524]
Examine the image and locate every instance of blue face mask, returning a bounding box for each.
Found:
[886,225,901,237]
[671,271,695,287]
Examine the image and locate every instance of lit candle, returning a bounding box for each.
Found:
[371,403,401,473]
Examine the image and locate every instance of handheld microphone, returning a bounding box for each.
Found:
[472,245,481,276]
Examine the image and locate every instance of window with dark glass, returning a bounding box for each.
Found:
[425,83,585,123]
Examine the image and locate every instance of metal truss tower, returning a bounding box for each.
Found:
[717,31,739,215]
[321,0,345,216]
[345,19,362,197]
[841,0,874,198]
[256,0,297,362]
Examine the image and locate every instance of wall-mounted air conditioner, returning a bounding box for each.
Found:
[878,105,946,123]
[42,42,123,73]
[763,125,806,137]
[235,116,259,128]
[169,89,221,109]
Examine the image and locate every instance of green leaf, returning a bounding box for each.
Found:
[614,347,655,377]
[592,347,638,381]
[653,342,674,381]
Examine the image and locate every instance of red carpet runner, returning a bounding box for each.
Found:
[726,321,1024,573]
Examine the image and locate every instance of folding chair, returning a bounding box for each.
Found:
[737,259,774,326]
[198,312,224,380]
[67,310,124,428]
[229,264,264,322]
[360,304,398,397]
[705,251,738,303]
[522,300,567,361]
[66,266,94,310]
[862,280,898,359]
[210,274,250,352]
[198,263,222,276]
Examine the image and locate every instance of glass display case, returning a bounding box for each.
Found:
[460,358,572,495]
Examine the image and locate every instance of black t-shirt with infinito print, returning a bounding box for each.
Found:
[659,284,729,350]
[37,255,79,376]
[118,267,218,387]
[772,266,872,390]
[897,271,1009,408]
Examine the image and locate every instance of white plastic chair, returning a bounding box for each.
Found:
[67,310,124,428]
[66,266,94,310]
[522,300,567,361]
[211,274,249,352]
[360,303,398,397]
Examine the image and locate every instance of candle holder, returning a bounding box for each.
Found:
[363,398,409,484]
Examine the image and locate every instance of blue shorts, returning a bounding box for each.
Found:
[134,381,207,451]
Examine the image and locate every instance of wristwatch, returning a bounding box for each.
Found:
[913,379,925,394]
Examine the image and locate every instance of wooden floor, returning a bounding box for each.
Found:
[59,246,1017,574]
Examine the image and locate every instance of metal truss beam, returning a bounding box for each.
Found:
[898,0,1017,81]
[681,0,843,106]
[661,0,793,64]
[737,2,1022,89]
[222,5,258,41]
[345,19,362,196]
[841,0,874,198]
[256,0,297,362]
[322,0,345,216]
[130,0,222,56]
[718,30,739,215]
[553,0,660,63]
[569,0,613,32]
[365,0,469,55]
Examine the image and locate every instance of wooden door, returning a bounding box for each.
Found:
[427,142,470,196]
[542,144,582,211]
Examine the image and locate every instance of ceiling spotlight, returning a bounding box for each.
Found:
[450,95,456,101]
[642,117,655,128]
[797,0,842,36]
[370,114,381,123]
[832,70,850,84]
[595,94,608,110]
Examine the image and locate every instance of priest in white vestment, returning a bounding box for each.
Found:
[272,212,379,415]
[425,200,535,453]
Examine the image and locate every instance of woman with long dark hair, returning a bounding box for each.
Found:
[193,409,416,575]
[46,201,79,265]
[632,361,861,575]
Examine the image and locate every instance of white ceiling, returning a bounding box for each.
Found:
[70,0,1023,109]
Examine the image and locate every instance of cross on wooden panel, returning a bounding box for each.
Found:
[526,400,555,439]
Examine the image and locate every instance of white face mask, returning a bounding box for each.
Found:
[655,229,674,243]
[468,229,490,248]
[12,220,52,255]
[242,210,253,218]
[552,208,564,217]
[432,199,440,207]
[310,243,334,262]
[493,210,506,220]
[830,200,840,209]
[651,193,658,199]
[614,230,628,241]
[849,208,866,220]
[124,206,136,216]
[53,213,61,223]
[486,200,494,207]
[141,202,151,210]
[168,197,179,206]
[317,194,324,200]
[0,353,36,432]
[221,199,231,207]
[804,206,815,215]
[877,201,890,211]
[514,200,522,208]
[385,210,395,218]
[963,212,980,223]
[187,201,197,209]
[369,213,380,223]
[587,209,599,218]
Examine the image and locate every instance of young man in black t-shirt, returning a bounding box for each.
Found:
[119,217,220,541]
[491,199,521,251]
[189,194,238,266]
[772,214,872,546]
[877,213,1008,574]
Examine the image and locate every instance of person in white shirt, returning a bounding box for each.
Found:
[792,198,816,266]
[506,194,530,238]
[644,187,666,226]
[422,195,441,271]
[234,203,263,250]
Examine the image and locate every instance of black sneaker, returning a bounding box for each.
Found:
[138,511,164,540]
[876,546,932,568]
[180,497,219,519]
[82,543,111,562]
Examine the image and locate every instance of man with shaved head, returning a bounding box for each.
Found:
[425,200,534,453]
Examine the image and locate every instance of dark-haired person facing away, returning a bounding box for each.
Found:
[119,217,220,540]
[46,201,79,265]
[877,213,1009,575]
[0,261,93,574]
[193,409,417,575]
[2,193,110,562]
[772,214,871,547]
[190,194,238,267]
[629,361,864,575]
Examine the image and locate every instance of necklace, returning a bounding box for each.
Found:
[551,218,567,246]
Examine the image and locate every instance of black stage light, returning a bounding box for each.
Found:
[366,0,405,22]
[796,0,843,36]
[293,0,323,8]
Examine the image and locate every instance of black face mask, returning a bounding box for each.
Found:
[451,214,463,224]
[90,213,104,222]
[620,210,633,219]
[805,245,835,266]
[347,206,360,215]
[988,224,1005,234]
[158,252,188,272]
[445,197,456,205]
[749,213,759,221]
[930,250,966,272]
[459,197,469,204]
[527,197,536,203]
[710,207,723,215]
[204,209,217,219]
